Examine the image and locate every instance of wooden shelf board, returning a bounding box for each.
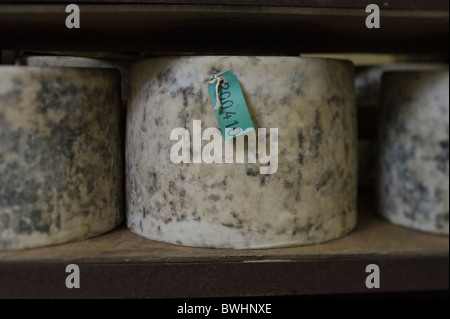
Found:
[0,4,448,54]
[0,0,448,11]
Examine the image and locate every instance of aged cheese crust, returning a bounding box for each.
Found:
[126,56,358,248]
[0,66,124,250]
[378,70,449,235]
[17,56,130,106]
[355,64,446,188]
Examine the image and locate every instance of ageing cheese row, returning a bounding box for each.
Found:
[0,56,448,250]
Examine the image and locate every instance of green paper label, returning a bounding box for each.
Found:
[208,71,255,140]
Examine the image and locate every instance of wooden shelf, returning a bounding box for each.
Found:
[0,2,448,55]
[1,0,449,10]
[0,193,447,298]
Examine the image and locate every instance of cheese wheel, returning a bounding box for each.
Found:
[127,56,358,248]
[0,66,124,250]
[355,64,446,188]
[378,70,449,235]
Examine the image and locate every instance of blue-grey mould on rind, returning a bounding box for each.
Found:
[0,66,124,250]
[378,70,449,235]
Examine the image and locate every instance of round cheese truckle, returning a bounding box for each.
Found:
[127,56,358,249]
[0,66,124,250]
[355,64,446,188]
[378,70,449,235]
